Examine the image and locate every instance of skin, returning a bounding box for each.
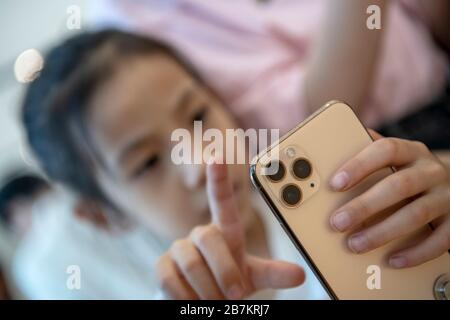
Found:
[87,53,253,241]
[81,51,450,299]
[157,161,305,299]
[305,0,450,113]
[304,0,387,113]
[85,53,305,299]
[307,0,450,269]
[329,130,450,268]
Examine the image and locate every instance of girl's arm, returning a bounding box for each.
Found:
[304,0,388,113]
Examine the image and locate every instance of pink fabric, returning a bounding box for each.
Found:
[92,0,448,134]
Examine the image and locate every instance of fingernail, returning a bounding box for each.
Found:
[348,233,369,253]
[227,284,243,300]
[330,171,349,191]
[331,211,351,231]
[389,255,407,268]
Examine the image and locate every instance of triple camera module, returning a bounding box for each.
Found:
[265,157,313,207]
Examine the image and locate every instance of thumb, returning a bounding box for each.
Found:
[247,256,305,291]
[367,128,384,141]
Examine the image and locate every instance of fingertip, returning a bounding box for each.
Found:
[330,211,351,232]
[367,128,384,141]
[329,171,350,191]
[289,264,306,286]
[269,261,305,288]
[226,284,244,300]
[389,255,408,268]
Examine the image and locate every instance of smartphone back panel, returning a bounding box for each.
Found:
[250,101,450,299]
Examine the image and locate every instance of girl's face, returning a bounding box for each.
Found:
[86,54,253,242]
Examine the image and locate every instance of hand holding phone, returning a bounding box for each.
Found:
[250,101,450,299]
[329,129,450,269]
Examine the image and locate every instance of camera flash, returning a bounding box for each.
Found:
[285,147,296,158]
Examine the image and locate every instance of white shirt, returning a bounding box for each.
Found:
[13,191,328,299]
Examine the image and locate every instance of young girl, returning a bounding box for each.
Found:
[21,30,450,299]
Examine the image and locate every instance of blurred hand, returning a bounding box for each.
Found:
[329,129,450,268]
[155,161,305,299]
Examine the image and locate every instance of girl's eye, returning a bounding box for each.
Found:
[191,106,208,124]
[134,154,159,178]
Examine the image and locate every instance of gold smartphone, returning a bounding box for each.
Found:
[250,101,450,300]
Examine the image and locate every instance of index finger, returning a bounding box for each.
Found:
[206,161,245,258]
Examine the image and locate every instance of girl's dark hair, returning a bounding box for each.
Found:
[22,29,200,215]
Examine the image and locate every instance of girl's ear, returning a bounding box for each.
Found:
[74,199,110,230]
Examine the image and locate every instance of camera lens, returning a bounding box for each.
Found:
[281,184,302,206]
[265,160,285,182]
[292,158,312,180]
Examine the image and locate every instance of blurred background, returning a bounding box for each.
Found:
[0,0,90,171]
[0,0,91,298]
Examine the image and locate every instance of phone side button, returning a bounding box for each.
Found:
[434,273,450,300]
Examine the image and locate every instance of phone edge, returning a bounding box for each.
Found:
[249,100,347,300]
